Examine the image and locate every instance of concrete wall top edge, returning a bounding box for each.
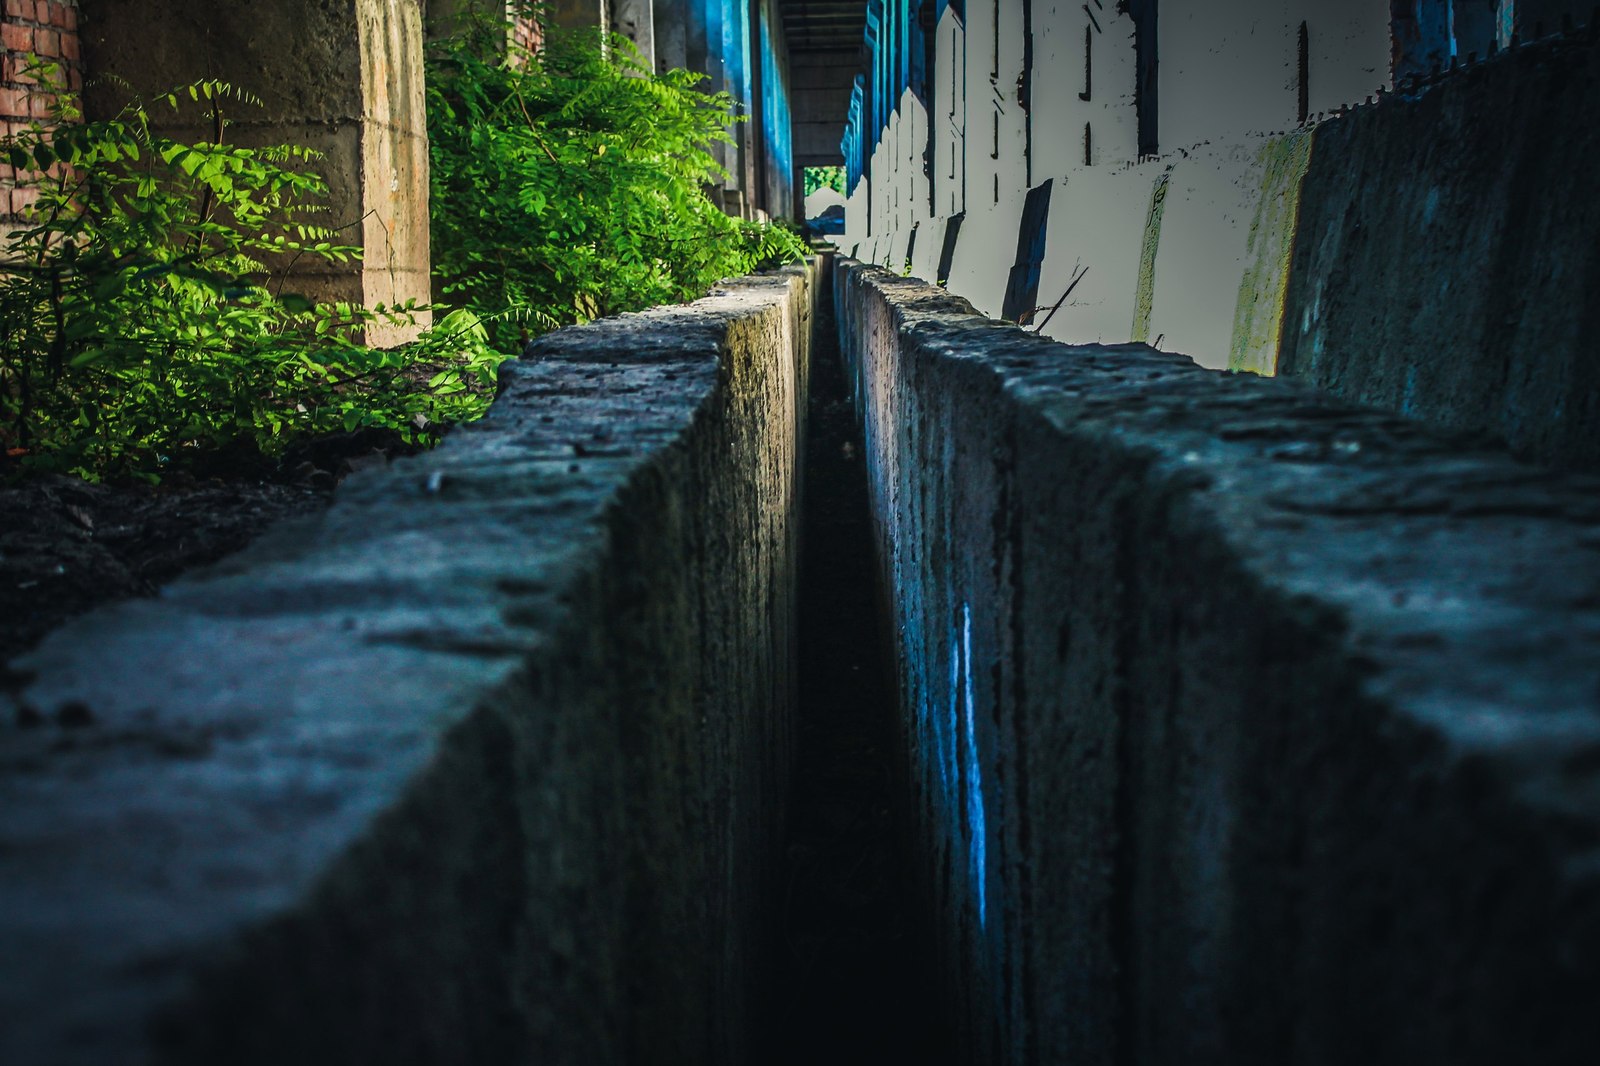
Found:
[0,264,812,1065]
[838,257,1600,801]
[837,253,1600,1060]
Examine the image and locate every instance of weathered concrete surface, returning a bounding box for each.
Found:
[0,265,813,1065]
[1280,31,1600,473]
[78,0,432,344]
[837,260,1600,1065]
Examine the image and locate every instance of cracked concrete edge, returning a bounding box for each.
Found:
[836,259,1600,1065]
[0,263,813,1065]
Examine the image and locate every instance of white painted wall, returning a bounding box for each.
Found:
[1161,0,1391,148]
[933,7,967,218]
[1294,0,1391,116]
[963,0,1029,211]
[1035,163,1158,345]
[843,0,1395,372]
[945,184,1028,318]
[1031,0,1139,177]
[1143,144,1273,368]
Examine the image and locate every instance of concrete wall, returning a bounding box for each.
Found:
[839,8,1600,474]
[0,265,814,1065]
[836,259,1600,1065]
[840,0,1393,363]
[1279,29,1600,473]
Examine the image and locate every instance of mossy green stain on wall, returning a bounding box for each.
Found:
[1131,169,1172,344]
[1228,131,1313,374]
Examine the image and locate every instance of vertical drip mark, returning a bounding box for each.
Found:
[959,601,988,930]
[1081,22,1094,101]
[1297,22,1310,124]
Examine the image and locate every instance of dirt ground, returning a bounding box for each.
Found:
[0,429,418,666]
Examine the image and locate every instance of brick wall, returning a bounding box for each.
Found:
[1,0,80,222]
[510,4,541,54]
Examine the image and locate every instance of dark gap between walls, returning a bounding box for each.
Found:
[758,278,956,1065]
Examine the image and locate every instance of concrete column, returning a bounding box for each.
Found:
[549,0,609,33]
[613,0,655,66]
[1451,0,1500,53]
[78,0,431,345]
[653,0,687,70]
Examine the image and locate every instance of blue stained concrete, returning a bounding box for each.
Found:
[759,4,794,211]
[959,601,988,930]
[844,1,934,195]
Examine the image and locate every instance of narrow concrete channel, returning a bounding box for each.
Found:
[760,280,958,1064]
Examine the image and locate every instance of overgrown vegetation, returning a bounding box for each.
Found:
[426,22,806,350]
[803,165,846,198]
[0,63,498,482]
[1,15,807,483]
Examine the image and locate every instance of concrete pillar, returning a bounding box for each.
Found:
[78,0,430,345]
[549,0,609,33]
[653,0,687,70]
[613,0,655,66]
[1451,0,1500,54]
[426,0,526,45]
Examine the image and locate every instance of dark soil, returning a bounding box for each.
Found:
[0,428,415,665]
[761,291,956,1063]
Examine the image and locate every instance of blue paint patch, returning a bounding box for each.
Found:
[959,602,988,930]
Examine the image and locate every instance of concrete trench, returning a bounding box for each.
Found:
[834,260,1600,1065]
[4,252,1600,1063]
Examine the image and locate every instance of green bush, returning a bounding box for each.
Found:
[426,25,806,351]
[803,165,846,198]
[0,63,501,482]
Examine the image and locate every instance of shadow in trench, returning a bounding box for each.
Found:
[759,284,957,1065]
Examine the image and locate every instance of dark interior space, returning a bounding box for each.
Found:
[760,276,956,1066]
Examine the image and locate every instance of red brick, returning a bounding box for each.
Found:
[58,31,74,62]
[0,85,25,119]
[61,4,73,32]
[35,1,50,23]
[50,3,67,28]
[2,22,33,52]
[34,28,55,56]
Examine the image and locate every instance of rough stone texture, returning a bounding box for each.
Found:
[1280,30,1600,474]
[836,260,1600,1066]
[77,0,432,344]
[0,265,813,1065]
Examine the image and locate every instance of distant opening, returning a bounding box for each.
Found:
[804,165,847,236]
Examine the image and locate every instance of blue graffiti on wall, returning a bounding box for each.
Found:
[952,600,988,930]
[760,4,794,207]
[842,1,935,194]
